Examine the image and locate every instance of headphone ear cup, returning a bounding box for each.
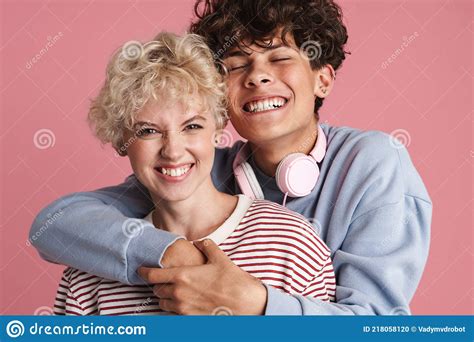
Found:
[276,153,320,197]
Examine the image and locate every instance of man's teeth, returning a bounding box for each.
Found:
[246,97,286,113]
[159,165,191,177]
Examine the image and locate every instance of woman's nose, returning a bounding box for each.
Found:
[159,132,185,160]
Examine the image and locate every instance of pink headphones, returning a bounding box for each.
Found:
[233,125,327,203]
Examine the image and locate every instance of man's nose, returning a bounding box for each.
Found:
[244,63,274,88]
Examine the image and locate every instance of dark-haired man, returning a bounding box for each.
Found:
[30,0,431,315]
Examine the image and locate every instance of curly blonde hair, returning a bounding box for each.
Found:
[88,32,228,151]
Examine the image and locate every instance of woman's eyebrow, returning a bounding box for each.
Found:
[132,116,206,129]
[134,121,157,128]
[181,115,207,125]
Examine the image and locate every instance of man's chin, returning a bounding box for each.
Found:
[243,130,290,147]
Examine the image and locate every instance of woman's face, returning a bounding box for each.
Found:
[123,99,218,203]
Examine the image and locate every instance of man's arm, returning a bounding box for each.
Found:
[142,192,430,315]
[264,136,432,315]
[264,195,432,315]
[142,195,431,315]
[140,137,432,315]
[29,175,194,284]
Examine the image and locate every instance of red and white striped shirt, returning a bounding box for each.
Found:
[54,195,336,315]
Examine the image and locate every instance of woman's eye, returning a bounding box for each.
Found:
[184,124,203,131]
[137,128,159,137]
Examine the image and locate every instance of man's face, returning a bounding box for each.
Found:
[223,33,319,146]
[123,99,217,203]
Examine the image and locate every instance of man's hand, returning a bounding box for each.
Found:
[138,239,267,315]
[160,238,206,267]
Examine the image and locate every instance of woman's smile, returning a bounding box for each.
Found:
[154,163,195,183]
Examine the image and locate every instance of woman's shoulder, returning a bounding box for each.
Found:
[60,267,106,288]
[240,199,331,257]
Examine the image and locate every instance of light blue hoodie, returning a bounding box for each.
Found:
[30,124,432,315]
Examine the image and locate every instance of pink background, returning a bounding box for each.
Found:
[0,0,472,315]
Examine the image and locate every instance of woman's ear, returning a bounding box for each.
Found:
[115,139,128,157]
[313,64,336,99]
[115,147,128,157]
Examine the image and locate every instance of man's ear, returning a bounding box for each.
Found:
[313,64,336,99]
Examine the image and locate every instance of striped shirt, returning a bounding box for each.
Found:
[54,195,336,315]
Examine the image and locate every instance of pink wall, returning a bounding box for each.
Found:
[0,0,472,315]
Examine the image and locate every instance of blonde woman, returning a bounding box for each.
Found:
[53,33,335,315]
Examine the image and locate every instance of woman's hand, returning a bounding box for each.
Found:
[138,239,268,315]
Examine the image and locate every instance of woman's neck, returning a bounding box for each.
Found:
[150,179,238,241]
[250,119,319,177]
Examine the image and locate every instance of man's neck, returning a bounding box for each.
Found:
[150,179,238,241]
[250,119,319,177]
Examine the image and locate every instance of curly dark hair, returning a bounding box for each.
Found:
[189,0,349,113]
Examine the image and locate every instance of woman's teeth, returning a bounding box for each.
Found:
[159,165,191,177]
[245,97,286,113]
